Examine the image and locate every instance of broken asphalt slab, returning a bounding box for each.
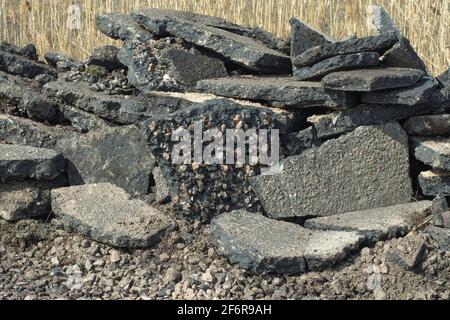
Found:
[210,210,364,275]
[321,68,425,92]
[250,122,412,219]
[51,183,175,248]
[305,201,433,244]
[411,137,450,171]
[196,76,357,109]
[0,144,66,182]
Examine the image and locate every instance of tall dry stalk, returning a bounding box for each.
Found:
[0,0,448,75]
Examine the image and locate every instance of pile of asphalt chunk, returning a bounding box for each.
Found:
[0,4,450,272]
[0,143,67,221]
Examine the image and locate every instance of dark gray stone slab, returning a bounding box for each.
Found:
[411,137,450,171]
[290,17,333,58]
[96,13,153,42]
[87,45,125,71]
[0,71,59,123]
[380,38,427,72]
[196,76,357,110]
[0,114,73,149]
[0,144,65,182]
[419,171,450,196]
[292,33,398,68]
[305,201,432,244]
[132,9,291,74]
[308,103,432,139]
[51,183,175,248]
[56,104,113,133]
[424,226,450,251]
[57,126,155,196]
[294,52,380,81]
[404,114,450,136]
[250,122,412,219]
[362,77,438,105]
[210,210,364,274]
[131,9,288,52]
[42,80,148,124]
[321,68,425,92]
[0,50,57,78]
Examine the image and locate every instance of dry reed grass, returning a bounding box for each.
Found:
[0,0,448,75]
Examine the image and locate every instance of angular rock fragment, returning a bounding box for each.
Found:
[293,52,380,81]
[132,9,291,74]
[0,42,38,61]
[0,114,73,149]
[404,114,450,136]
[0,144,65,181]
[437,68,450,88]
[0,49,57,78]
[44,52,82,71]
[290,17,333,58]
[308,103,431,139]
[141,98,302,217]
[367,5,401,35]
[0,178,67,222]
[210,210,364,274]
[0,187,49,222]
[250,122,412,219]
[292,33,398,68]
[43,80,149,124]
[419,171,450,196]
[411,137,450,171]
[362,77,437,105]
[119,38,228,92]
[380,38,427,72]
[0,71,59,123]
[197,76,357,109]
[51,184,175,248]
[282,127,321,156]
[367,6,427,71]
[321,68,425,92]
[96,13,153,42]
[305,201,432,244]
[152,167,171,204]
[56,104,113,133]
[87,45,125,71]
[57,126,155,195]
[424,226,450,251]
[386,233,428,270]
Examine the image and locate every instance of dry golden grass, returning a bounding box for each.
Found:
[0,0,449,75]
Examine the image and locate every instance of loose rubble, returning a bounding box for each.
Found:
[0,6,449,300]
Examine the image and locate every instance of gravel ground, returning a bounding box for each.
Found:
[0,211,449,300]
